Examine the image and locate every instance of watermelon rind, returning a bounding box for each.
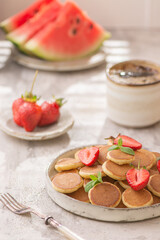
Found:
[0,19,12,33]
[6,33,34,56]
[25,31,111,61]
[0,0,54,33]
[6,0,62,47]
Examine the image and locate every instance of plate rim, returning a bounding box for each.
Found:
[0,108,74,141]
[45,145,160,222]
[13,47,106,72]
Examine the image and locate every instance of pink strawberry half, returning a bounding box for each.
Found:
[78,147,99,166]
[126,168,150,191]
[157,158,160,173]
[114,135,142,150]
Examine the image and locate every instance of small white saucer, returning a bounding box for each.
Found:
[13,48,106,72]
[0,108,74,141]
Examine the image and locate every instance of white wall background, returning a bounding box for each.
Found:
[0,0,160,28]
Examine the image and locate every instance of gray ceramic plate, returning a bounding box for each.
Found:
[46,146,160,222]
[0,108,74,140]
[13,48,106,72]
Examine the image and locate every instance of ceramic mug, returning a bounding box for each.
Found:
[106,60,160,127]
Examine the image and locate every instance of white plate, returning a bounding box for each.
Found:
[46,146,160,222]
[13,48,106,72]
[0,108,74,141]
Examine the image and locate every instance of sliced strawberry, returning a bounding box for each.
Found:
[78,147,99,166]
[126,168,150,191]
[114,135,142,150]
[157,159,160,173]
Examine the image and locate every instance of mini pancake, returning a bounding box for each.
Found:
[102,160,131,180]
[152,152,160,163]
[148,174,160,197]
[119,180,130,189]
[114,182,126,208]
[114,181,125,193]
[149,168,159,176]
[107,149,134,165]
[55,158,84,172]
[149,159,159,175]
[150,163,158,171]
[67,187,90,203]
[79,165,106,179]
[52,172,83,193]
[103,175,115,184]
[131,149,156,170]
[51,169,79,181]
[152,195,160,205]
[98,145,112,165]
[122,188,153,208]
[89,182,121,207]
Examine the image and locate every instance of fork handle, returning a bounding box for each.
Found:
[56,225,85,240]
[46,217,85,240]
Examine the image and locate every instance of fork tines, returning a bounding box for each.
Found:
[0,193,25,212]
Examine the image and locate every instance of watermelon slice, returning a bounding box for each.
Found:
[25,1,110,61]
[0,0,54,33]
[6,0,62,47]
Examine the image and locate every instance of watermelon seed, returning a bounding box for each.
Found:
[89,24,94,29]
[76,18,80,24]
[34,9,39,14]
[72,28,77,35]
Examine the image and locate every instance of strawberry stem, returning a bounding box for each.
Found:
[52,95,66,107]
[31,70,38,95]
[21,70,39,103]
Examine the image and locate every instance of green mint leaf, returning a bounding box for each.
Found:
[108,145,119,151]
[85,180,99,192]
[143,166,147,170]
[120,146,135,156]
[118,138,123,147]
[89,175,98,181]
[97,172,103,183]
[84,180,94,192]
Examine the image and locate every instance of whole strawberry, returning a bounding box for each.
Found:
[12,71,42,132]
[12,98,24,127]
[38,98,65,127]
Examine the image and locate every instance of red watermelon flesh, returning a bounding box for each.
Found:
[25,1,110,61]
[7,0,62,46]
[0,0,54,33]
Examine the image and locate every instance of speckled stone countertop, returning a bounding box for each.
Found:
[1,30,160,240]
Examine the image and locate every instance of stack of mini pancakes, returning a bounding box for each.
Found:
[52,144,160,208]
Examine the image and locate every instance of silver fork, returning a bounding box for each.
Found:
[0,193,85,240]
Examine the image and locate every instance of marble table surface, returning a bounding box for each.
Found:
[1,29,160,240]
